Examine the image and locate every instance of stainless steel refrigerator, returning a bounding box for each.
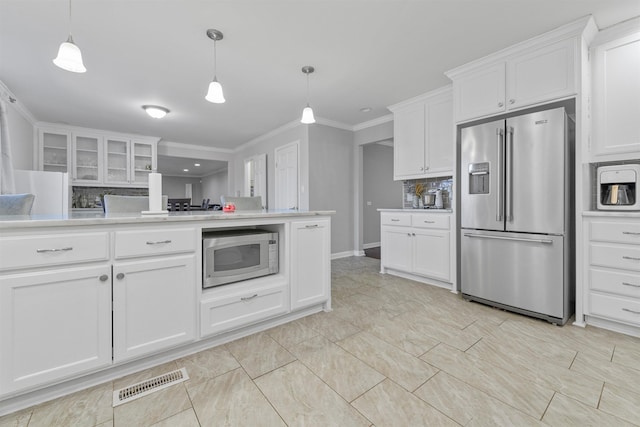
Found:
[460,107,574,325]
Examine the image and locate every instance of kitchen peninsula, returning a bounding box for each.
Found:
[0,210,333,414]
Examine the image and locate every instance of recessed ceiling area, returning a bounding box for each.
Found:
[156,156,227,178]
[1,1,639,151]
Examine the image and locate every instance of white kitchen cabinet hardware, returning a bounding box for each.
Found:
[388,86,454,180]
[380,212,452,284]
[590,20,640,160]
[583,215,640,335]
[290,219,331,310]
[0,266,112,396]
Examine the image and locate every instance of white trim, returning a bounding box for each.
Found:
[0,80,37,125]
[36,121,160,143]
[331,250,361,259]
[235,120,302,153]
[314,117,353,131]
[363,242,380,250]
[160,140,233,155]
[387,85,452,112]
[376,139,394,147]
[592,16,640,46]
[352,114,394,131]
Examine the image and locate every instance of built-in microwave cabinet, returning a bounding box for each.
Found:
[590,18,640,161]
[450,37,577,123]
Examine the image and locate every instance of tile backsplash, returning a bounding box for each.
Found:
[72,187,148,209]
[402,176,453,209]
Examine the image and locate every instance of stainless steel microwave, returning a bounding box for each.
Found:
[202,229,278,288]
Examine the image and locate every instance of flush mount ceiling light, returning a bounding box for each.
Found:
[142,105,170,119]
[300,66,316,124]
[53,0,86,73]
[205,29,226,104]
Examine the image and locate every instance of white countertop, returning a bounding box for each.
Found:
[377,208,453,213]
[0,210,335,229]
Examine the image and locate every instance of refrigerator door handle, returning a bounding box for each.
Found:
[506,126,514,222]
[496,128,504,222]
[463,233,553,244]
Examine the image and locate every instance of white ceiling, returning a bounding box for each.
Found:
[1,0,639,155]
[156,156,227,178]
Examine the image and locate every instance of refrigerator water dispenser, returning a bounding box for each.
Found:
[468,162,490,194]
[597,164,639,211]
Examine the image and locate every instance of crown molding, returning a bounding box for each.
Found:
[159,140,234,155]
[352,114,393,131]
[0,80,38,125]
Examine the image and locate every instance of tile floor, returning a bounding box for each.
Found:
[2,256,640,426]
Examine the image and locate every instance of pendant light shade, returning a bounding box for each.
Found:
[205,29,225,104]
[205,78,225,103]
[53,0,86,73]
[300,66,316,124]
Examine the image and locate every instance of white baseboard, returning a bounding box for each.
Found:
[363,242,380,249]
[331,251,361,259]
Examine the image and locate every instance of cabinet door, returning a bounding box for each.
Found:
[113,254,196,363]
[412,229,450,281]
[507,38,576,110]
[290,219,331,310]
[381,226,413,272]
[0,266,111,395]
[130,141,156,186]
[393,102,426,180]
[39,129,70,173]
[104,138,131,185]
[454,63,505,122]
[425,96,454,174]
[72,134,102,184]
[591,31,640,158]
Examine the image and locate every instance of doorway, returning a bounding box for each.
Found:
[274,141,299,210]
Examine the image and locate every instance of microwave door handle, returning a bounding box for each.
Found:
[496,128,504,222]
[506,126,514,222]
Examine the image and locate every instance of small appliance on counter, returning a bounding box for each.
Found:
[597,164,639,210]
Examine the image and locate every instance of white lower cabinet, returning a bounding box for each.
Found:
[200,283,288,337]
[112,254,196,363]
[290,219,331,310]
[0,266,112,396]
[381,212,451,283]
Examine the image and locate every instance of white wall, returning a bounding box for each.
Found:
[201,169,228,205]
[362,143,402,246]
[162,176,202,204]
[309,125,354,255]
[3,97,34,170]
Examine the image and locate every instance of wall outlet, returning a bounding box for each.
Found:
[406,193,413,202]
[366,201,372,206]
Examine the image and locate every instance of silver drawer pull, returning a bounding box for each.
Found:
[423,220,435,224]
[464,233,552,244]
[622,256,640,261]
[305,225,319,229]
[390,219,400,222]
[622,231,640,236]
[622,308,640,315]
[146,240,172,245]
[36,247,73,253]
[241,294,258,301]
[622,282,640,288]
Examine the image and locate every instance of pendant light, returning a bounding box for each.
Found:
[300,66,315,124]
[205,29,225,103]
[53,0,86,73]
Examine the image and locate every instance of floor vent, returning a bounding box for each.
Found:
[113,367,189,407]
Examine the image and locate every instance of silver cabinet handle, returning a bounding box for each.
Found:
[623,256,640,261]
[498,102,504,107]
[464,233,553,244]
[496,128,504,222]
[622,308,640,315]
[116,273,125,280]
[36,247,73,253]
[241,294,258,301]
[623,231,640,236]
[99,274,109,282]
[423,220,435,224]
[305,224,319,229]
[146,240,171,245]
[622,282,640,288]
[509,99,515,104]
[390,219,400,222]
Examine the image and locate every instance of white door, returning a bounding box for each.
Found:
[244,153,267,208]
[275,142,299,210]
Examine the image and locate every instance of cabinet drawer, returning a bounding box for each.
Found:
[201,284,288,337]
[590,292,640,326]
[591,221,640,244]
[115,228,196,259]
[411,214,450,229]
[381,213,411,226]
[590,267,640,298]
[0,232,109,271]
[590,243,640,272]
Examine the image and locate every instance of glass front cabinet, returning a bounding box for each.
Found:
[39,128,71,173]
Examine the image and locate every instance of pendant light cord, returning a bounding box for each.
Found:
[213,39,218,80]
[68,0,72,35]
[306,72,310,106]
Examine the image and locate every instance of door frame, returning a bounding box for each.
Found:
[274,140,300,210]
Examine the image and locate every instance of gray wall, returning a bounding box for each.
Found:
[309,125,354,256]
[5,99,34,170]
[162,176,203,204]
[201,169,228,205]
[363,143,402,246]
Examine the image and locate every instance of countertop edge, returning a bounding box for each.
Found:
[377,208,453,213]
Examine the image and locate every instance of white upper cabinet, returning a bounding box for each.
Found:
[590,18,640,161]
[38,128,70,173]
[389,86,454,180]
[72,133,103,184]
[447,18,593,123]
